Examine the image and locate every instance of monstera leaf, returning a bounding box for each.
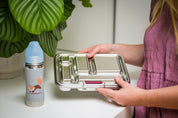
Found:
[8,0,64,34]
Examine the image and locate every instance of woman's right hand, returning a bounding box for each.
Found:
[78,44,116,58]
[78,43,144,67]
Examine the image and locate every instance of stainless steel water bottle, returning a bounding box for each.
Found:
[25,41,44,107]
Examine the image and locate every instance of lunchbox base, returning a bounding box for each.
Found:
[56,82,119,91]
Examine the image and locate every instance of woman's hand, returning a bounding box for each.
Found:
[97,77,178,109]
[96,76,145,106]
[78,43,144,66]
[78,44,116,58]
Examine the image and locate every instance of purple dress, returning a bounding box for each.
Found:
[135,0,178,118]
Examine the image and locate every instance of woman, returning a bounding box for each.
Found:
[78,0,178,117]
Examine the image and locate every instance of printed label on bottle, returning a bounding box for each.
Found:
[25,67,44,102]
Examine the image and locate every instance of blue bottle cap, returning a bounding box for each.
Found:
[25,41,44,64]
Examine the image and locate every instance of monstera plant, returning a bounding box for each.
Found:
[0,0,92,58]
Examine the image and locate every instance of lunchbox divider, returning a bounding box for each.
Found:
[69,56,79,83]
[88,57,97,75]
[118,56,130,83]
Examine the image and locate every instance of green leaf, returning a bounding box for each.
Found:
[38,32,57,57]
[79,0,92,7]
[8,0,64,34]
[0,0,27,42]
[61,0,75,21]
[0,33,33,58]
[52,21,67,41]
[0,0,9,23]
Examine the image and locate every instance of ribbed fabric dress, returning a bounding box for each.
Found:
[134,0,178,118]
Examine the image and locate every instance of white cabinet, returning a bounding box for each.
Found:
[58,0,114,52]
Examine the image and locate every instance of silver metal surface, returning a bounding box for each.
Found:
[25,63,43,69]
[94,54,120,73]
[75,55,89,73]
[54,54,130,91]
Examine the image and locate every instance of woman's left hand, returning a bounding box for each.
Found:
[96,76,145,106]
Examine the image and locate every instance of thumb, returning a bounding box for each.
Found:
[114,76,129,88]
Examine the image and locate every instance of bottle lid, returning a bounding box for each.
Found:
[25,41,44,64]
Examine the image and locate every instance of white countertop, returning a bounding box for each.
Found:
[0,55,137,118]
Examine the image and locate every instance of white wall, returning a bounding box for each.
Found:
[115,0,151,44]
[57,0,114,52]
[115,0,151,85]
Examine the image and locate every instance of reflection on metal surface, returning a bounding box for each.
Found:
[54,54,130,91]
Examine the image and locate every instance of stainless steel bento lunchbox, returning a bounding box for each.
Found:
[54,54,130,91]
